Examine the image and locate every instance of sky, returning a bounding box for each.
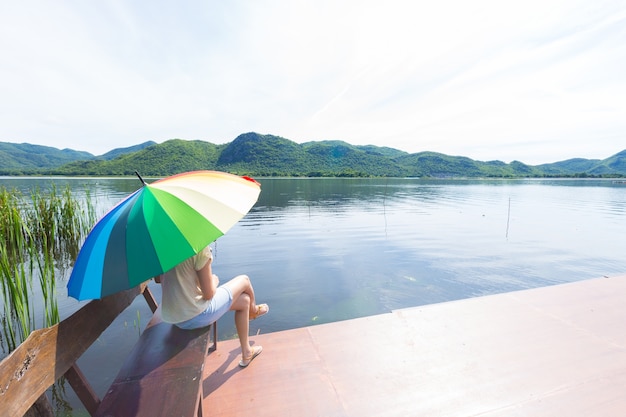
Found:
[1,1,625,165]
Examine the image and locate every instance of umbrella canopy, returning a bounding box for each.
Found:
[67,170,261,300]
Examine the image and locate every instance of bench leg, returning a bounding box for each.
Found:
[197,389,204,417]
[209,321,218,352]
[64,364,101,415]
[197,322,216,417]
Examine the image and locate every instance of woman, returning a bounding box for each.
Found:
[158,245,268,367]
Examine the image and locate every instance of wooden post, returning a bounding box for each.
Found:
[142,286,158,313]
[64,364,101,415]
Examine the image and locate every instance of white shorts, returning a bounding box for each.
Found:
[175,286,233,330]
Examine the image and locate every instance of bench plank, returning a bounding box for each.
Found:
[95,308,214,417]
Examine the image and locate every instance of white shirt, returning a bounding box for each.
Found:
[160,246,213,324]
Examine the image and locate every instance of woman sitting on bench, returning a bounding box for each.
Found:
[158,245,269,368]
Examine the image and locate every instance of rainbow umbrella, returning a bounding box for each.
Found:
[67,170,261,300]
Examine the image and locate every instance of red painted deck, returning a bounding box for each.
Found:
[201,274,626,416]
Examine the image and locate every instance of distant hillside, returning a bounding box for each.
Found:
[46,133,414,177]
[537,149,626,176]
[0,140,157,174]
[0,142,93,173]
[302,140,406,176]
[217,133,308,175]
[54,139,224,176]
[216,134,406,176]
[301,140,408,159]
[3,133,625,178]
[394,152,542,177]
[590,149,626,175]
[98,141,157,160]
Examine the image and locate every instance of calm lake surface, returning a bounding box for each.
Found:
[2,176,625,415]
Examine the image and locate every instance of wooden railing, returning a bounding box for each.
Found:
[0,283,158,417]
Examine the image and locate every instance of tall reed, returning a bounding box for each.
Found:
[0,185,96,353]
[0,189,33,352]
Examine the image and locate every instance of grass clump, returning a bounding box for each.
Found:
[0,185,96,353]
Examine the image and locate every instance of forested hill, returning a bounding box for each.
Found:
[1,133,624,177]
[0,141,156,173]
[0,142,93,171]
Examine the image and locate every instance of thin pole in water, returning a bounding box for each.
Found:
[505,197,511,238]
[383,178,388,237]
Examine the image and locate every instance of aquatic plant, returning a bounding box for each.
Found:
[0,189,33,352]
[0,185,95,353]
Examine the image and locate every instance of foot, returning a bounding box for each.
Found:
[250,303,269,320]
[239,345,263,368]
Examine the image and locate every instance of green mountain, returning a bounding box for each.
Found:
[589,150,626,175]
[302,140,407,177]
[0,140,157,174]
[99,141,157,160]
[536,150,626,176]
[536,158,601,175]
[217,133,308,175]
[49,133,413,177]
[0,142,93,174]
[53,139,223,176]
[302,140,409,159]
[393,152,540,177]
[2,133,625,178]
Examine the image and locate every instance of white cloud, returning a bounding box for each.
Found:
[0,0,624,164]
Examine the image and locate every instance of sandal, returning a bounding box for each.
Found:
[239,345,263,368]
[250,303,269,320]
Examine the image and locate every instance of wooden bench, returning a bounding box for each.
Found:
[0,284,217,417]
[95,307,216,417]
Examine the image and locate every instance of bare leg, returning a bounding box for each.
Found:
[223,275,261,360]
[222,274,257,318]
[230,292,253,358]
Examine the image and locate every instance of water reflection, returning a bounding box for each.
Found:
[217,178,626,335]
[3,176,624,326]
[1,176,624,415]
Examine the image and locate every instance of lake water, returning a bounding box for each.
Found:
[2,176,625,415]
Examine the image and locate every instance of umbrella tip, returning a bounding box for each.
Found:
[242,175,260,185]
[135,171,147,186]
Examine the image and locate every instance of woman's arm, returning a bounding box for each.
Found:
[196,259,219,300]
